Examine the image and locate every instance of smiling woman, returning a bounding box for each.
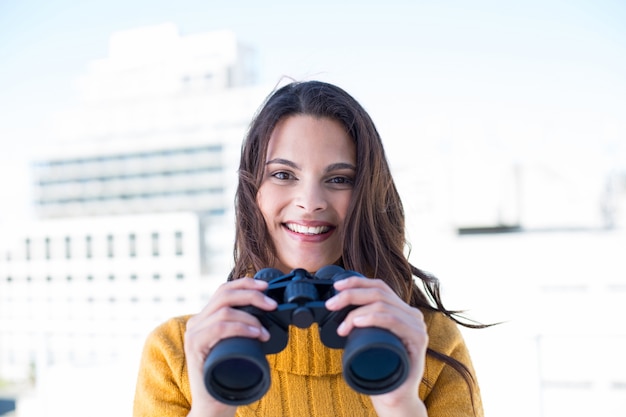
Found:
[133,80,486,417]
[256,115,355,273]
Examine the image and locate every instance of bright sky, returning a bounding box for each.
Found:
[1,0,625,223]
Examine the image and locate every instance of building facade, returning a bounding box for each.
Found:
[0,24,268,414]
[0,212,204,379]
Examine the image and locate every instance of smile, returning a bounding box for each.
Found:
[284,223,331,235]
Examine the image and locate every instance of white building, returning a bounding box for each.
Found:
[0,23,270,415]
[0,212,204,377]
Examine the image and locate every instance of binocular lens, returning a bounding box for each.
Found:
[348,347,401,382]
[210,358,263,390]
[342,328,409,394]
[203,337,271,405]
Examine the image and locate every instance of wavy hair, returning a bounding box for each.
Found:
[230,80,483,410]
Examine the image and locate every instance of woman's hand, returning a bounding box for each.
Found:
[325,277,429,417]
[184,278,278,417]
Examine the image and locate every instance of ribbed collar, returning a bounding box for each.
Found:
[267,324,344,376]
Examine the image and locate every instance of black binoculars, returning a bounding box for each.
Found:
[202,265,410,405]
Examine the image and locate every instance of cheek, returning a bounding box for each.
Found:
[337,192,353,220]
[254,189,267,227]
[256,186,278,222]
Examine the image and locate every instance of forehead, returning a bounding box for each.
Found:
[266,115,355,161]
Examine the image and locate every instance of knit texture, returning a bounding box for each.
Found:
[133,311,483,416]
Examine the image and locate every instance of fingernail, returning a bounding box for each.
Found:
[248,326,260,335]
[261,328,270,340]
[264,296,277,307]
[325,296,337,309]
[333,280,347,289]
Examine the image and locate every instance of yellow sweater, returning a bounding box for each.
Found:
[133,310,483,416]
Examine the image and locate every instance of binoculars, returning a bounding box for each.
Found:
[202,265,410,405]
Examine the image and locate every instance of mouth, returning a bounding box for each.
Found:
[284,223,332,235]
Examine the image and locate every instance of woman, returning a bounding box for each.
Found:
[133,81,484,417]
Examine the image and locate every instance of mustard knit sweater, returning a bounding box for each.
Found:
[133,310,483,417]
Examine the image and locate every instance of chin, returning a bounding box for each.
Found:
[275,249,341,273]
[279,260,318,273]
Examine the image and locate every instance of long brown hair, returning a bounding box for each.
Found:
[230,80,483,407]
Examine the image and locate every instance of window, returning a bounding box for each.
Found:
[175,231,183,256]
[85,235,92,259]
[128,233,136,257]
[107,235,114,258]
[65,236,71,259]
[25,238,31,261]
[45,237,51,260]
[151,232,160,257]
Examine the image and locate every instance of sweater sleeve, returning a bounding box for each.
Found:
[133,316,192,417]
[421,312,484,417]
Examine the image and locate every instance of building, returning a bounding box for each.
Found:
[0,212,202,377]
[31,23,271,275]
[0,23,270,415]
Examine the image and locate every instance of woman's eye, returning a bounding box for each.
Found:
[328,176,354,185]
[271,171,293,181]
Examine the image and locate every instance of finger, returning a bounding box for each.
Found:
[191,279,276,321]
[214,277,270,300]
[186,318,270,353]
[220,276,269,291]
[332,276,388,290]
[188,305,268,333]
[187,302,275,353]
[326,284,397,311]
[336,301,409,336]
[185,309,273,366]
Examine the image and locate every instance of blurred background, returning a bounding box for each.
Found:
[1,1,625,416]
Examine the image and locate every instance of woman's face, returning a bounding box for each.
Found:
[256,115,356,273]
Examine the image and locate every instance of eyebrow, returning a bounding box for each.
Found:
[266,158,299,169]
[265,158,356,173]
[325,162,357,173]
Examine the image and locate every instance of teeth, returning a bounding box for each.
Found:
[286,223,330,235]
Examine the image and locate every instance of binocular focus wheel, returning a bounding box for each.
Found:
[254,268,284,282]
[315,264,345,280]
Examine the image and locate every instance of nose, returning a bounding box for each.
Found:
[295,181,327,212]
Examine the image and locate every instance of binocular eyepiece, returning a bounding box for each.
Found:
[202,266,410,405]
